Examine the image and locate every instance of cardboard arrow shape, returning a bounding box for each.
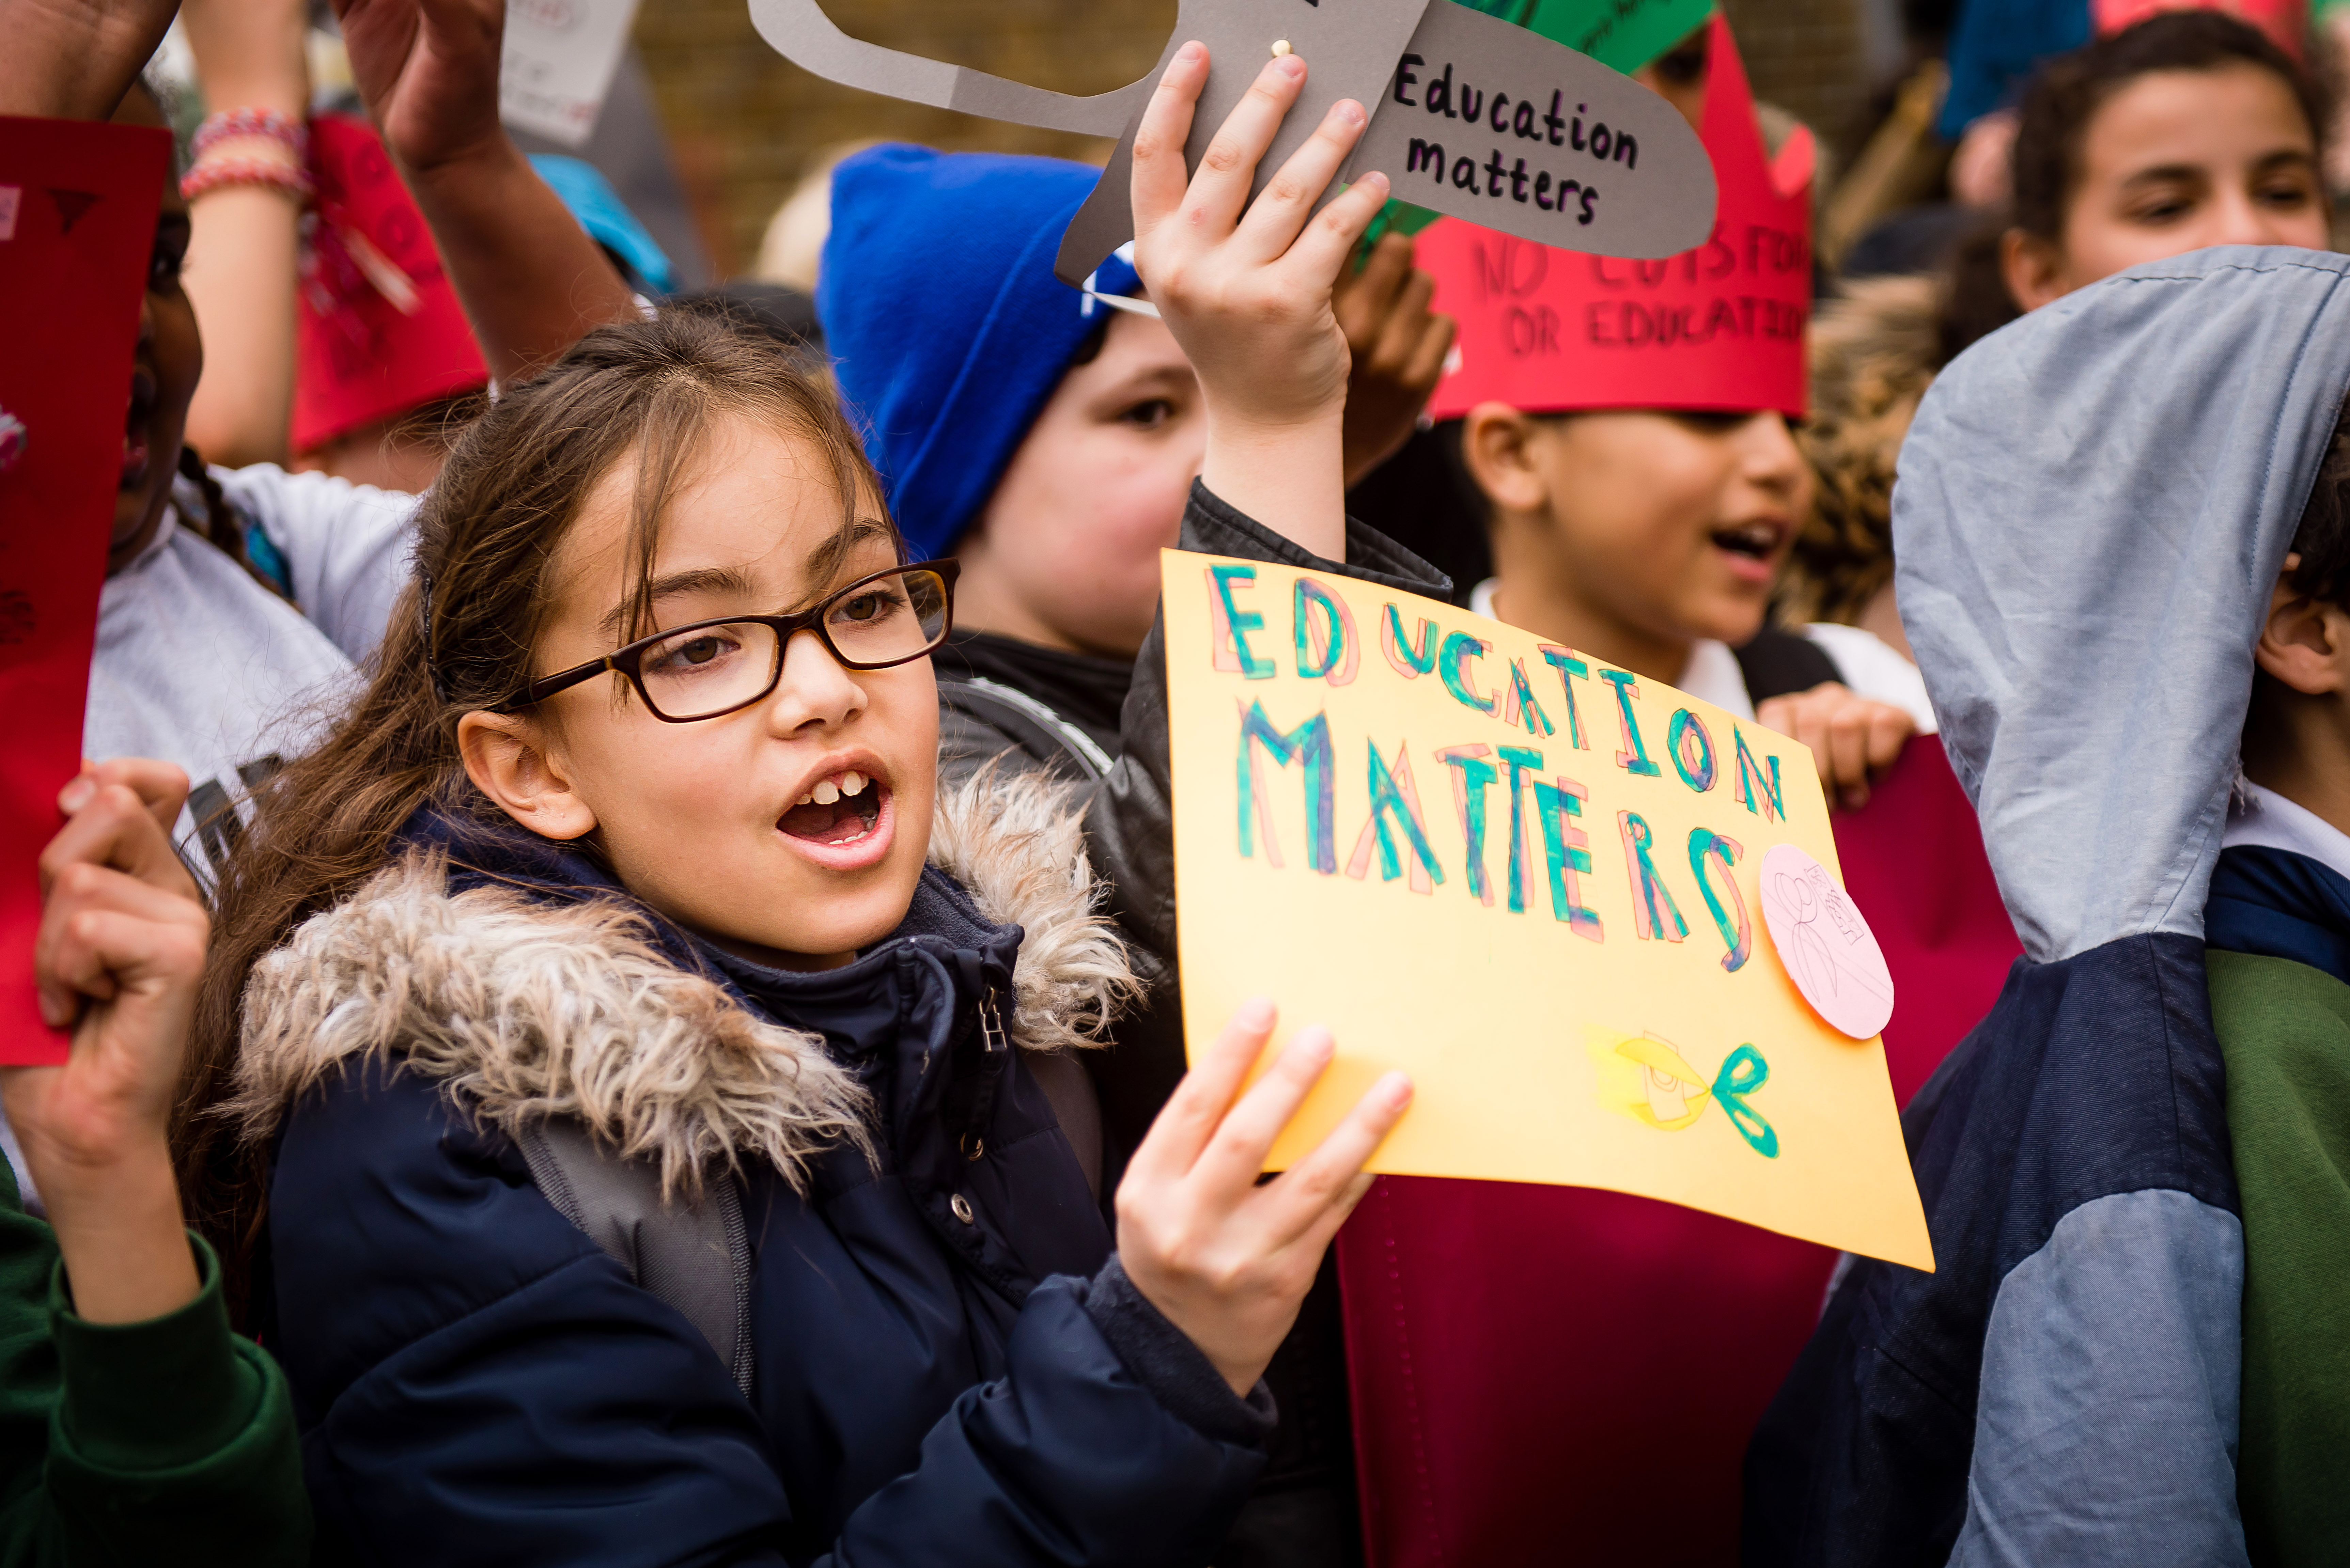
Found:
[748,0,1157,134]
[747,0,1715,283]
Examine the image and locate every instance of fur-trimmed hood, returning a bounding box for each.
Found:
[229,770,1138,1195]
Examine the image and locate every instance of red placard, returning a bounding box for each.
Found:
[0,116,172,1065]
[293,113,487,453]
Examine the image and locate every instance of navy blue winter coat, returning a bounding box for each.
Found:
[237,777,1271,1567]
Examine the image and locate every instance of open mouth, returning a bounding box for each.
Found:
[120,365,157,491]
[778,767,886,847]
[1709,521,1783,562]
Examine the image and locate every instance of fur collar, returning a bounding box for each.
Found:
[229,770,1138,1195]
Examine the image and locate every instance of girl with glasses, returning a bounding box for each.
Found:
[175,46,1421,1568]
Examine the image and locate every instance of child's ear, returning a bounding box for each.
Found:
[457,712,600,840]
[2253,556,2350,697]
[1461,404,1554,518]
[1999,228,2067,314]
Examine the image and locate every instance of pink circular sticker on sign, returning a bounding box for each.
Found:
[1759,844,1894,1040]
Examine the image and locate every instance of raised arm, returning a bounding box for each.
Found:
[178,0,310,468]
[0,0,176,117]
[1079,46,1453,1162]
[332,0,638,385]
[1126,42,1381,561]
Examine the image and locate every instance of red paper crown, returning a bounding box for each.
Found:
[1420,14,1811,421]
[2093,0,2302,56]
[292,114,488,453]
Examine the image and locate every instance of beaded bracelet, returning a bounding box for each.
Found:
[190,107,309,162]
[180,156,314,203]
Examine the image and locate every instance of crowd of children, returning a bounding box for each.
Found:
[3,0,2346,1562]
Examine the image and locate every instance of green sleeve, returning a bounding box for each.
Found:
[2208,951,2350,1568]
[0,1154,309,1568]
[0,1159,65,1568]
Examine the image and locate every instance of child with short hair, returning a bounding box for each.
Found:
[1325,25,1930,1564]
[1425,17,1920,811]
[1746,244,2350,1567]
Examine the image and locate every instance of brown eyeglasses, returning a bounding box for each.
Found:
[504,560,959,723]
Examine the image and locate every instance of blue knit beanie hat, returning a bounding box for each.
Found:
[818,145,1142,561]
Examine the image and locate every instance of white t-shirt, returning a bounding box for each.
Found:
[83,464,419,891]
[1796,621,1937,734]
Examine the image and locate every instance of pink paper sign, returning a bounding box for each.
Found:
[1760,843,1894,1040]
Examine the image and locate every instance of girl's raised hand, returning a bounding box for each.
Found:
[333,0,507,174]
[1128,44,1393,558]
[1114,998,1412,1397]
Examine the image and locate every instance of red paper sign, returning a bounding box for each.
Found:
[0,116,172,1065]
[1419,14,1812,421]
[293,114,488,453]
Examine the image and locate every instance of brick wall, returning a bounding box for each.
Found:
[633,0,1174,275]
[1722,0,1870,159]
[634,0,1865,277]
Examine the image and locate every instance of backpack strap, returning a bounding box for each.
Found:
[1732,627,1842,706]
[515,1119,755,1397]
[938,677,1111,782]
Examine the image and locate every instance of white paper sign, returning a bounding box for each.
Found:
[500,0,643,149]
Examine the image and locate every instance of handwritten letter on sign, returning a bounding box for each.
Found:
[1162,553,1933,1269]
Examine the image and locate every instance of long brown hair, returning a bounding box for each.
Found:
[178,310,884,1306]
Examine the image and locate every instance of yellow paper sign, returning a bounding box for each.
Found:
[1162,551,1933,1270]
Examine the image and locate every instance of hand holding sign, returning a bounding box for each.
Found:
[1116,997,1413,1397]
[747,0,1719,280]
[1132,45,1389,554]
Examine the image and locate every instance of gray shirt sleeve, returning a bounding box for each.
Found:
[1950,1187,2248,1568]
[216,464,420,666]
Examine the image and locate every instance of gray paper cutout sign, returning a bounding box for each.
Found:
[747,0,1717,285]
[1343,1,1715,259]
[1055,0,1432,286]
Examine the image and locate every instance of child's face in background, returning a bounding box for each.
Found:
[466,415,938,969]
[111,87,203,572]
[951,308,1204,660]
[2008,63,2326,310]
[1513,409,1810,651]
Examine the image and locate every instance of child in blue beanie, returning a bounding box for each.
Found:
[819,131,1452,1568]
